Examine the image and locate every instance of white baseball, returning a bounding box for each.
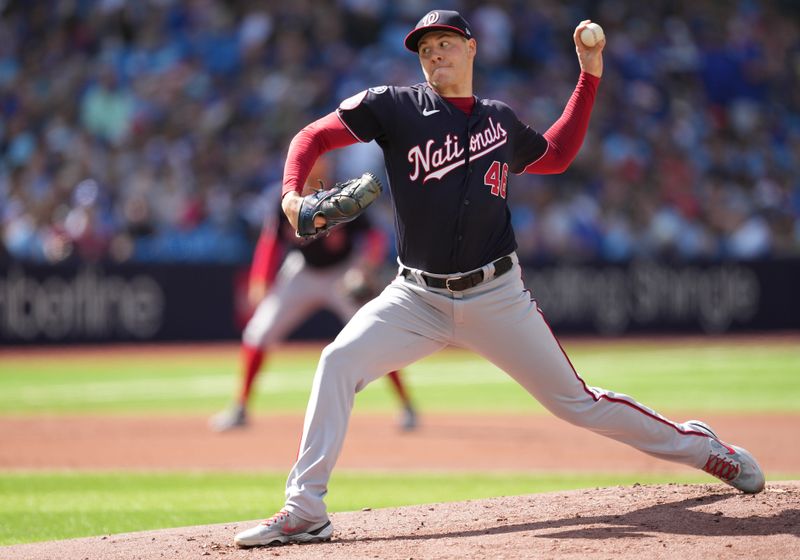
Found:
[580,22,604,48]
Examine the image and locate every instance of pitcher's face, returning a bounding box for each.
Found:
[417,31,476,94]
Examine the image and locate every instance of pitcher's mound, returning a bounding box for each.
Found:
[3,482,798,560]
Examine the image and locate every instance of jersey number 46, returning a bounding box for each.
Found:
[484,161,508,199]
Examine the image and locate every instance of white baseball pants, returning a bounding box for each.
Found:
[243,251,359,348]
[284,253,713,522]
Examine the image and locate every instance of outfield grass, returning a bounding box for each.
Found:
[0,340,798,415]
[0,470,720,546]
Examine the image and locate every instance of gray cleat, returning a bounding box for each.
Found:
[400,404,418,431]
[686,420,765,494]
[234,510,333,547]
[209,404,247,432]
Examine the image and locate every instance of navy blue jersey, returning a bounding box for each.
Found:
[337,83,547,274]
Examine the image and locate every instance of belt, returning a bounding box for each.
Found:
[400,255,513,292]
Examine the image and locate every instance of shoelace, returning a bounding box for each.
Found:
[261,510,289,526]
[703,453,740,482]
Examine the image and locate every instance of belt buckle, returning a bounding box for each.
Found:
[445,276,463,292]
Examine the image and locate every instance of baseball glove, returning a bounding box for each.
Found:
[296,172,383,240]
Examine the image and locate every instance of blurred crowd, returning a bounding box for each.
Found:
[1,0,799,266]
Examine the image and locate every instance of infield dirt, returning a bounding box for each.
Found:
[1,412,799,559]
[2,336,799,558]
[0,412,797,472]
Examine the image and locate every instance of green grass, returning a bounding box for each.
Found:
[0,339,798,415]
[0,470,719,546]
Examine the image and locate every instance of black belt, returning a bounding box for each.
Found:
[400,255,513,292]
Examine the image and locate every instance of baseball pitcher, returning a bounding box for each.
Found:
[234,9,764,548]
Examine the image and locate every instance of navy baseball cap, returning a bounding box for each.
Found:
[404,10,473,53]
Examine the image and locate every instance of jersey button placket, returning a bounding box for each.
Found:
[454,120,475,270]
[455,103,482,269]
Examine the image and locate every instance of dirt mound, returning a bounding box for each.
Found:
[3,482,798,560]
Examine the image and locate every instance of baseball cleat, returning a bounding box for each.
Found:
[209,404,247,432]
[400,404,418,431]
[234,510,333,547]
[686,420,765,494]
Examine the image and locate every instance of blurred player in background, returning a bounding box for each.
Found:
[210,158,417,432]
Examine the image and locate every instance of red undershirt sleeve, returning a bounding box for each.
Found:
[524,72,600,174]
[248,226,284,288]
[281,112,359,198]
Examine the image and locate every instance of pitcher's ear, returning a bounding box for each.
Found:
[467,38,477,57]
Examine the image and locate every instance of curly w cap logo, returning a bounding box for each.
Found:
[421,12,440,26]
